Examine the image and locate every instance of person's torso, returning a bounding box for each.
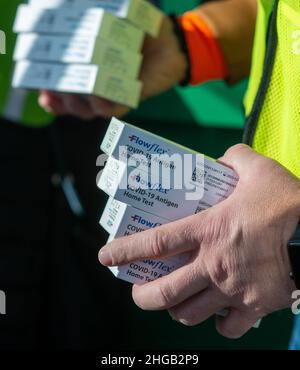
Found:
[244,0,300,178]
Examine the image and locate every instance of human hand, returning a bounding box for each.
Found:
[99,144,300,338]
[38,16,188,120]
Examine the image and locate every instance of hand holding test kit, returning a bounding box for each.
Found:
[12,1,163,107]
[98,118,239,283]
[98,119,261,329]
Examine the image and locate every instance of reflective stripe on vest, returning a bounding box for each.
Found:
[244,0,300,178]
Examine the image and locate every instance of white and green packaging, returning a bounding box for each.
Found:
[28,0,164,37]
[12,61,142,108]
[14,33,142,79]
[14,4,144,52]
[98,119,238,220]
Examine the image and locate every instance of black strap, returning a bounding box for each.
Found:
[169,14,191,86]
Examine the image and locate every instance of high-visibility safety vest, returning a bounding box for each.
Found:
[244,0,300,178]
[0,0,52,126]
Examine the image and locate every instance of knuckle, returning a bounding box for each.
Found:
[150,229,169,258]
[109,245,125,266]
[208,255,231,286]
[155,282,176,309]
[181,221,197,244]
[224,143,249,158]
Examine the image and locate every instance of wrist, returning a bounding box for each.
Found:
[164,15,189,86]
[168,14,191,86]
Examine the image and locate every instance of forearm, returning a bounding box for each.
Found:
[188,0,257,83]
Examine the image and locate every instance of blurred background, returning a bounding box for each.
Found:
[0,0,294,350]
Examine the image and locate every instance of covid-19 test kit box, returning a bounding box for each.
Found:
[14,5,144,52]
[13,33,142,80]
[98,155,238,220]
[98,119,238,220]
[100,197,167,238]
[27,0,164,37]
[12,61,142,108]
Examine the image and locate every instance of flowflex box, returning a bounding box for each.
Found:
[101,118,238,180]
[100,197,189,284]
[100,197,167,237]
[14,33,142,79]
[28,0,163,37]
[98,119,238,220]
[14,5,144,52]
[12,61,142,108]
[98,155,237,220]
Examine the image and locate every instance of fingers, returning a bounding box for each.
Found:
[215,308,260,339]
[131,261,209,310]
[39,91,69,115]
[88,96,110,117]
[39,90,130,119]
[88,96,130,118]
[39,91,94,119]
[99,215,201,266]
[168,289,227,326]
[62,94,96,120]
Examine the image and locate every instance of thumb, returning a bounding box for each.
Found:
[218,144,259,175]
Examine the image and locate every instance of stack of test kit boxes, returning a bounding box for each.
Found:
[98,118,239,285]
[12,0,163,108]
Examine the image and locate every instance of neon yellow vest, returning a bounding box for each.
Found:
[244,0,300,178]
[0,0,52,127]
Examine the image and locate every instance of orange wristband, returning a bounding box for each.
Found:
[179,11,228,85]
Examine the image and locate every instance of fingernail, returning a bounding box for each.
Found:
[168,311,177,321]
[168,312,175,320]
[168,312,187,326]
[98,247,112,266]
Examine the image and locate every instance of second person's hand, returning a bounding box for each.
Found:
[38,15,188,120]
